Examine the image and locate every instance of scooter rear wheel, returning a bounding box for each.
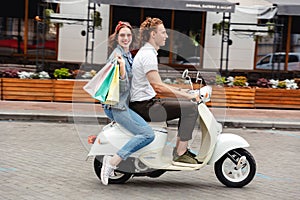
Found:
[214,148,256,188]
[94,156,132,184]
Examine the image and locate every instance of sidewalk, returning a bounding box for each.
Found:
[1,100,300,129]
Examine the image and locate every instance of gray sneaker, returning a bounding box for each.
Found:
[101,155,116,185]
[172,150,199,167]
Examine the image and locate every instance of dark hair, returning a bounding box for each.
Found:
[139,17,163,43]
[108,21,136,55]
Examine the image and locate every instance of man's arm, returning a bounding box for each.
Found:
[146,70,199,100]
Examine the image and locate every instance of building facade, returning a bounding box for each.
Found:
[0,0,299,73]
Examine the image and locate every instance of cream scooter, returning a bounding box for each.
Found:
[87,70,256,188]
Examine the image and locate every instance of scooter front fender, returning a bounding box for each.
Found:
[207,133,249,165]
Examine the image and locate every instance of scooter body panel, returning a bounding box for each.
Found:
[195,103,221,165]
[207,133,250,165]
[87,122,173,168]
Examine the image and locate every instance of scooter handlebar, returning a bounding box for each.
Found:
[182,70,212,103]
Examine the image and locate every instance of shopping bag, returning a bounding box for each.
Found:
[94,65,116,102]
[102,63,119,105]
[83,59,117,101]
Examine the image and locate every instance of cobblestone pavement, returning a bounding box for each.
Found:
[0,121,299,200]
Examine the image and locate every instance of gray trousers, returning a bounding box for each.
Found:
[129,98,198,141]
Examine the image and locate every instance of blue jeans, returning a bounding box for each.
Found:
[104,105,155,160]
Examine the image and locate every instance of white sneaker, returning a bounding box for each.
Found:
[100,155,116,185]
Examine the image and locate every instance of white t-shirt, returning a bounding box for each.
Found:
[130,43,158,102]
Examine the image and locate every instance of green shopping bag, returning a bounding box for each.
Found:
[103,63,119,105]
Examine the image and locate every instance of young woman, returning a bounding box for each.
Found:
[101,21,155,185]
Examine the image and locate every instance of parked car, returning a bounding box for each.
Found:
[256,52,300,71]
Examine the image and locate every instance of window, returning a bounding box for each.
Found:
[256,16,300,71]
[0,1,58,58]
[290,16,300,54]
[272,55,285,63]
[261,56,270,64]
[173,10,202,64]
[111,6,204,66]
[144,8,172,61]
[289,55,299,63]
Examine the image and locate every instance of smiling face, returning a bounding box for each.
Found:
[117,27,132,52]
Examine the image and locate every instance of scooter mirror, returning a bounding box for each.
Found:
[182,69,189,79]
[195,71,202,83]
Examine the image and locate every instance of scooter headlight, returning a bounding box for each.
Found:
[200,86,212,103]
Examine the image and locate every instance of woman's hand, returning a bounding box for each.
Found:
[116,55,125,67]
[115,54,126,79]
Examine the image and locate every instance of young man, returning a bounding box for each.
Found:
[129,17,201,167]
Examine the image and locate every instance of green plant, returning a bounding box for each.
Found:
[91,11,102,30]
[44,9,54,26]
[216,75,226,85]
[43,8,63,28]
[212,20,229,36]
[277,81,286,88]
[233,76,248,87]
[189,30,200,46]
[53,68,71,79]
[266,22,275,37]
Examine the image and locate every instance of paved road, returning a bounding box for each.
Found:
[0,121,299,200]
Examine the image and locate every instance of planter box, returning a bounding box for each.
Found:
[207,86,256,108]
[0,78,96,103]
[53,79,96,103]
[255,88,300,109]
[155,83,201,98]
[157,84,255,108]
[2,78,300,109]
[1,78,54,101]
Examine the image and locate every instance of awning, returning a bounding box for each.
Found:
[257,6,278,19]
[266,0,300,16]
[227,0,300,17]
[227,0,275,18]
[91,0,236,13]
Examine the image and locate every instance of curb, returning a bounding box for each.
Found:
[1,112,300,129]
[0,112,109,124]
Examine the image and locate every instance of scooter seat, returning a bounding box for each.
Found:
[148,122,168,134]
[148,121,167,128]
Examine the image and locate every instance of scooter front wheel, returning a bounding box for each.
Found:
[214,148,256,188]
[94,156,132,184]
